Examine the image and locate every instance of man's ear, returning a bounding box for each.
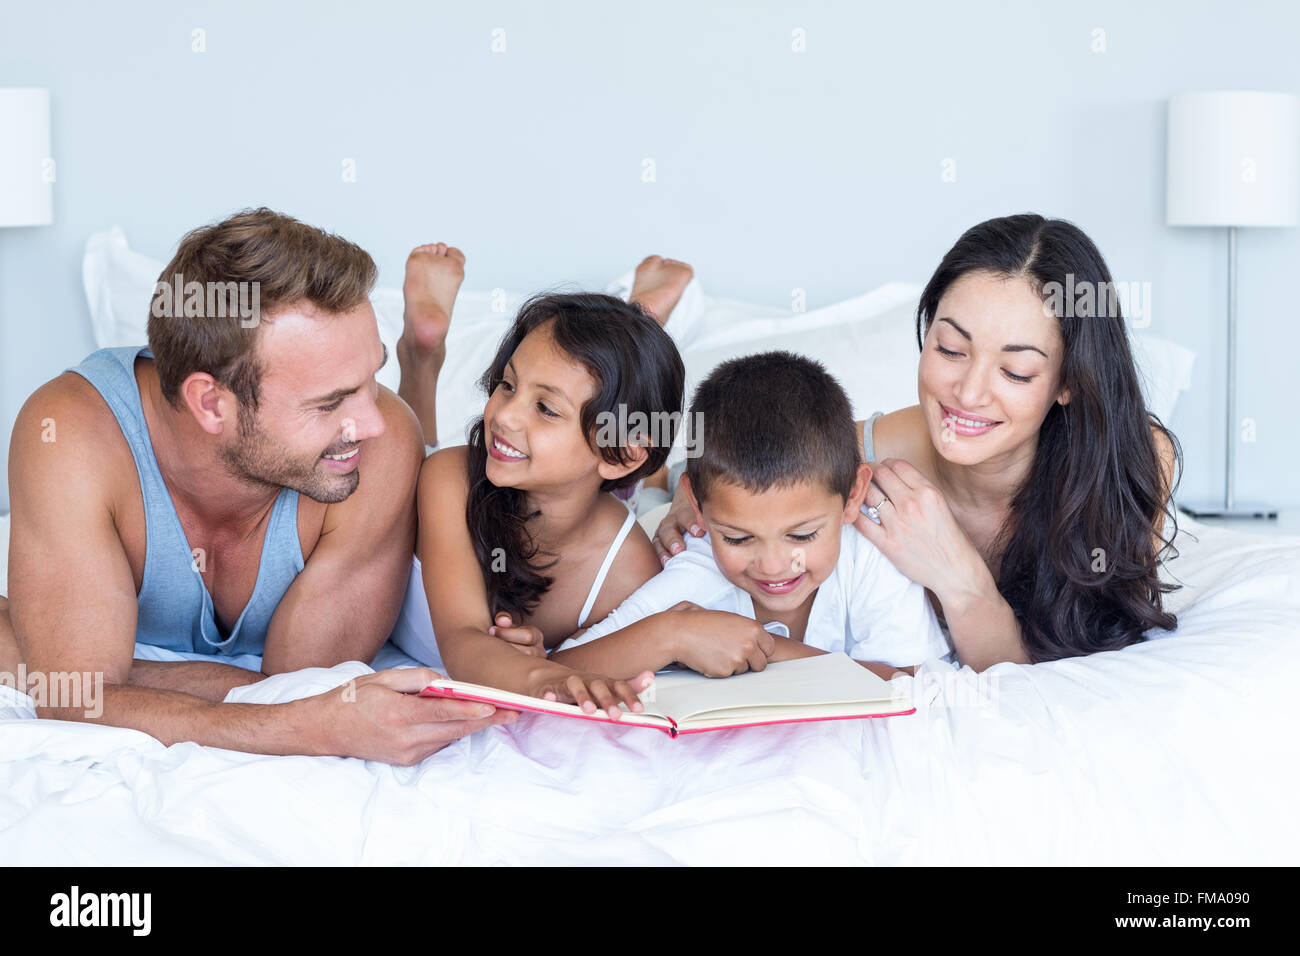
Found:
[178,372,236,436]
[843,462,873,523]
[595,438,650,483]
[681,473,706,528]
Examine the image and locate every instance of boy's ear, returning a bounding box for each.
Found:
[595,438,650,483]
[843,462,873,522]
[681,473,706,528]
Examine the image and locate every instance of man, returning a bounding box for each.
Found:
[0,208,513,764]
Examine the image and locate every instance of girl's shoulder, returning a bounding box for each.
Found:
[417,444,472,511]
[578,495,662,624]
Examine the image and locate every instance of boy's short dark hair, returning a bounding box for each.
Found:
[685,350,860,505]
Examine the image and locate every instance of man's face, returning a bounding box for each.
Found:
[221,301,388,503]
[689,475,865,616]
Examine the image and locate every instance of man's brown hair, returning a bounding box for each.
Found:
[146,207,377,411]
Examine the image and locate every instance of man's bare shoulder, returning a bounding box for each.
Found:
[10,371,133,486]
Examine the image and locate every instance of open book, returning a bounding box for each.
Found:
[420,653,913,737]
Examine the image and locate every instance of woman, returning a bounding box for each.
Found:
[654,214,1181,672]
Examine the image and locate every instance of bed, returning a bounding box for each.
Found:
[0,229,1292,865]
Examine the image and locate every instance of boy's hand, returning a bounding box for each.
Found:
[527,665,655,721]
[488,613,547,659]
[668,603,776,677]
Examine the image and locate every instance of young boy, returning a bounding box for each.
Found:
[550,351,952,681]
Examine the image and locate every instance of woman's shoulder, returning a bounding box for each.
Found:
[868,406,935,468]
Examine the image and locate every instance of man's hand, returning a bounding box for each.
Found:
[669,602,776,677]
[300,667,518,765]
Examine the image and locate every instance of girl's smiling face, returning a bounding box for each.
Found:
[917,270,1070,467]
[483,320,642,493]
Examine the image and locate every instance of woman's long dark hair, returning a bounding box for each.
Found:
[916,214,1181,662]
[466,292,685,622]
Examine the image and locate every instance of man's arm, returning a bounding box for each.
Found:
[260,387,423,674]
[9,377,509,760]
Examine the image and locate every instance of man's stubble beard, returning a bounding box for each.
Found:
[220,403,360,504]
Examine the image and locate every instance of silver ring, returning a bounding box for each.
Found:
[860,495,892,525]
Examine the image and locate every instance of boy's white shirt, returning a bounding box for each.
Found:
[556,524,954,668]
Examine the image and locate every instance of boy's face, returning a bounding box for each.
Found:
[685,468,870,615]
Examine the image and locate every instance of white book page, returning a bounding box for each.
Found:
[637,653,907,724]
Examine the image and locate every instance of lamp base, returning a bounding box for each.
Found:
[1178,501,1279,520]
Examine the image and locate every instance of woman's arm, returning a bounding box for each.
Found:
[418,448,649,717]
[855,459,1030,672]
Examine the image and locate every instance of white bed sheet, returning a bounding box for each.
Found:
[1,515,1297,865]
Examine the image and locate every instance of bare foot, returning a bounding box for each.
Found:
[398,243,466,444]
[629,255,693,327]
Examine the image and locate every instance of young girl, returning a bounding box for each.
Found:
[406,287,687,719]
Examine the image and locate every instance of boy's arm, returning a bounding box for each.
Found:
[554,603,777,679]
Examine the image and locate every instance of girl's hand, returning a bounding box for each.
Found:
[529,666,655,721]
[853,458,987,602]
[488,613,547,658]
[652,479,704,566]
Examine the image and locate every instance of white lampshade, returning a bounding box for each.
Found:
[0,88,53,227]
[1167,91,1300,228]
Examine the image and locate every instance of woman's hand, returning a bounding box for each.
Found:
[488,613,547,658]
[853,458,989,604]
[651,479,704,566]
[526,665,655,721]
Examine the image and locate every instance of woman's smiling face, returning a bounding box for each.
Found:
[917,269,1070,467]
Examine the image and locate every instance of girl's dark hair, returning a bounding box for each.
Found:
[465,292,685,621]
[916,213,1181,662]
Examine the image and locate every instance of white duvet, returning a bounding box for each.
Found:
[2,514,1297,865]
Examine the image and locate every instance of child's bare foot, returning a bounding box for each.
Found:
[629,255,693,327]
[398,243,465,444]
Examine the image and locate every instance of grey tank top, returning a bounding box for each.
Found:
[70,346,305,657]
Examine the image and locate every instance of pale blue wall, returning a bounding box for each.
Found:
[3,0,1298,511]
